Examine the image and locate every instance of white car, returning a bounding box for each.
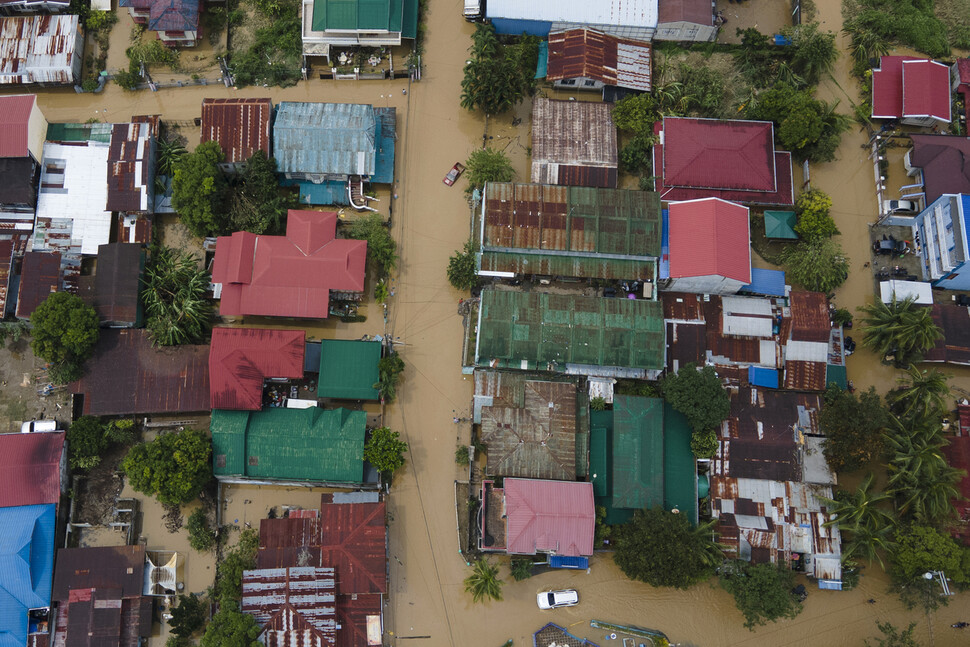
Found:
[883,199,919,214]
[537,589,579,610]
[21,419,57,433]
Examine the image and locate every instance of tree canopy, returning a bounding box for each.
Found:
[794,188,838,241]
[822,473,894,567]
[29,291,100,384]
[213,528,259,604]
[347,213,397,279]
[884,415,962,525]
[464,147,515,195]
[142,246,213,347]
[227,150,288,235]
[887,365,950,421]
[719,561,803,629]
[187,507,216,552]
[460,24,529,116]
[613,508,723,589]
[859,297,943,367]
[782,22,839,85]
[66,417,134,470]
[121,428,212,506]
[169,593,207,638]
[199,606,260,647]
[890,524,969,585]
[746,83,849,163]
[819,385,889,472]
[661,363,730,434]
[171,141,229,238]
[376,354,405,403]
[780,237,849,293]
[447,240,479,291]
[864,622,920,647]
[363,426,408,475]
[463,557,503,603]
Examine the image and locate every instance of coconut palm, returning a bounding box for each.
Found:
[156,137,187,177]
[883,415,962,523]
[142,246,213,347]
[894,464,963,524]
[820,473,894,566]
[858,297,943,367]
[464,557,503,603]
[786,22,838,85]
[889,364,951,420]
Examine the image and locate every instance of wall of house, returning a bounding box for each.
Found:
[654,21,717,42]
[666,274,744,295]
[553,77,603,91]
[902,115,944,128]
[27,103,48,164]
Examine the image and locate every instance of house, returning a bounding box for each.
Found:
[78,243,146,327]
[474,289,666,378]
[71,329,211,416]
[15,250,60,319]
[545,29,652,94]
[479,478,595,557]
[871,56,951,127]
[107,122,154,214]
[654,0,716,42]
[664,197,751,294]
[301,0,418,62]
[316,338,381,400]
[942,432,970,546]
[0,431,65,509]
[0,95,46,251]
[211,209,367,319]
[242,567,338,646]
[925,303,970,366]
[485,0,658,40]
[0,15,83,85]
[209,328,306,410]
[652,117,795,206]
[0,0,70,14]
[531,98,618,188]
[211,407,371,486]
[883,195,970,287]
[953,58,970,109]
[904,134,970,207]
[200,98,273,172]
[784,290,832,392]
[50,545,153,647]
[256,493,387,647]
[478,182,662,282]
[121,0,200,46]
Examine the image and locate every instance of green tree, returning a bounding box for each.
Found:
[611,93,662,136]
[121,428,212,506]
[464,557,503,603]
[887,364,950,421]
[719,561,803,629]
[780,238,849,293]
[510,557,533,581]
[794,189,838,241]
[859,297,943,367]
[464,147,515,195]
[614,508,723,588]
[461,24,525,116]
[156,137,187,177]
[890,525,969,587]
[187,507,216,552]
[782,22,839,85]
[171,141,228,238]
[363,427,408,474]
[347,213,397,279]
[661,364,730,435]
[747,83,849,163]
[375,354,405,403]
[821,473,894,566]
[447,240,479,291]
[819,385,889,472]
[200,606,260,647]
[884,416,961,524]
[30,291,100,384]
[690,428,720,459]
[865,622,920,647]
[142,246,213,347]
[169,593,207,638]
[66,416,109,470]
[228,150,288,235]
[678,64,725,117]
[213,528,259,604]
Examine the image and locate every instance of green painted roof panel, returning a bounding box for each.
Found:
[589,426,608,497]
[662,402,698,525]
[764,210,798,239]
[310,0,408,32]
[480,251,655,282]
[611,395,664,510]
[317,339,381,400]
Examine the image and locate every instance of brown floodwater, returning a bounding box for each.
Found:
[5,0,969,644]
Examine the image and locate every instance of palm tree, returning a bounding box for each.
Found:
[890,364,951,420]
[691,517,727,569]
[788,23,838,85]
[464,558,503,603]
[894,464,962,524]
[883,415,962,524]
[142,246,213,347]
[820,473,894,566]
[156,137,187,177]
[858,297,943,367]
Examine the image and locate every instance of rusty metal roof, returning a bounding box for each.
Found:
[15,250,60,319]
[926,303,970,365]
[0,431,64,508]
[201,98,273,164]
[82,243,144,326]
[547,28,652,92]
[782,359,826,392]
[665,321,706,372]
[242,567,337,647]
[0,15,81,85]
[662,292,704,321]
[531,98,618,188]
[52,546,146,601]
[657,0,714,25]
[71,329,210,416]
[0,157,39,208]
[107,123,152,213]
[789,291,830,342]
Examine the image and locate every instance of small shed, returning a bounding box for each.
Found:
[764,210,797,239]
[317,339,381,400]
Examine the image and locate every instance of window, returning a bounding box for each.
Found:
[583,79,596,87]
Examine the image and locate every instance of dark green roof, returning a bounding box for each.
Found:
[589,425,609,497]
[825,364,848,390]
[311,0,418,37]
[611,395,664,510]
[211,407,366,484]
[317,339,381,400]
[662,402,698,526]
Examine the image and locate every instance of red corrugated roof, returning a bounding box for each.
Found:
[872,56,951,122]
[956,59,970,87]
[0,94,35,158]
[503,478,595,557]
[942,435,970,546]
[212,210,367,319]
[209,327,305,410]
[0,431,64,508]
[201,98,273,164]
[546,28,652,92]
[668,198,751,284]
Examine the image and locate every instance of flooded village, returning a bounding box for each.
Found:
[1,0,970,646]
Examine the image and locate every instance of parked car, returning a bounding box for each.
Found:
[463,0,483,21]
[537,589,579,610]
[443,162,466,186]
[883,199,919,214]
[21,419,57,433]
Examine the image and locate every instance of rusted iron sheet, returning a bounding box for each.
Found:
[531,98,617,187]
[201,98,273,163]
[547,28,652,92]
[15,250,59,319]
[242,566,337,647]
[782,359,826,392]
[789,291,830,342]
[0,15,80,85]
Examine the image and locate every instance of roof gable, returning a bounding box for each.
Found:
[872,56,951,122]
[148,0,200,32]
[503,478,595,556]
[0,432,64,508]
[209,328,306,410]
[242,567,337,646]
[667,198,751,283]
[546,29,652,92]
[0,95,35,158]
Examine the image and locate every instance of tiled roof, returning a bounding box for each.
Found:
[0,94,35,157]
[504,478,595,556]
[872,56,951,122]
[209,328,306,410]
[15,250,60,319]
[148,0,200,32]
[0,432,64,508]
[667,198,751,284]
[0,504,56,646]
[546,29,652,92]
[316,339,381,400]
[201,98,273,164]
[211,210,367,319]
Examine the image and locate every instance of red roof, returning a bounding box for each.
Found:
[872,56,951,122]
[957,59,970,87]
[658,0,714,25]
[668,198,751,284]
[0,94,36,158]
[201,98,273,164]
[209,328,305,410]
[503,478,595,557]
[212,210,367,319]
[0,431,64,508]
[942,435,970,546]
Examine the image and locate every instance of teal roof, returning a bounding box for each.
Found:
[590,409,632,525]
[46,122,113,143]
[764,210,798,239]
[317,339,381,400]
[826,364,848,390]
[0,504,55,646]
[311,0,418,37]
[611,395,664,510]
[662,403,698,526]
[211,407,366,484]
[274,102,377,177]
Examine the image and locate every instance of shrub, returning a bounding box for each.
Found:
[30,292,99,384]
[794,189,838,241]
[455,445,471,466]
[363,427,408,475]
[187,507,216,552]
[447,240,479,291]
[510,557,533,581]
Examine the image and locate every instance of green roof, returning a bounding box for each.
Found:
[764,210,798,240]
[480,251,655,282]
[662,402,698,526]
[311,0,418,37]
[611,395,664,510]
[589,426,609,497]
[826,364,848,390]
[46,122,113,143]
[317,339,381,400]
[211,407,366,484]
[476,290,665,372]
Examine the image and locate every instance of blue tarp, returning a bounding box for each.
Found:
[0,504,56,647]
[748,366,779,389]
[535,40,548,79]
[741,268,786,297]
[549,555,589,569]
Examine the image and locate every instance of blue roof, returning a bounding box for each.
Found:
[741,267,786,297]
[961,194,970,251]
[659,208,670,279]
[274,102,377,177]
[748,366,779,388]
[535,40,548,79]
[0,504,55,647]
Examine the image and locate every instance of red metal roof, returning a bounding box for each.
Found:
[789,291,830,342]
[334,593,381,647]
[0,431,64,508]
[201,98,273,164]
[0,94,35,158]
[209,327,305,410]
[957,59,970,87]
[212,210,367,319]
[668,198,751,284]
[546,28,652,92]
[942,435,970,546]
[16,250,60,320]
[503,478,595,557]
[872,56,951,122]
[658,0,714,25]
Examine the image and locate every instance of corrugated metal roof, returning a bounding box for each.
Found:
[211,407,365,484]
[740,268,786,297]
[872,57,951,122]
[82,243,144,326]
[0,94,35,157]
[274,103,377,177]
[148,0,200,32]
[764,210,797,239]
[531,98,617,187]
[668,198,751,284]
[201,98,273,164]
[0,239,13,315]
[15,250,60,319]
[480,250,654,281]
[0,15,80,85]
[504,478,595,556]
[242,566,337,647]
[0,431,63,508]
[0,503,56,646]
[106,122,152,213]
[209,328,306,410]
[658,0,713,25]
[547,29,651,91]
[942,435,970,546]
[316,339,380,400]
[662,402,698,524]
[611,395,663,510]
[311,0,406,33]
[720,295,773,337]
[486,0,659,28]
[71,329,210,416]
[52,546,145,601]
[0,157,39,209]
[789,291,830,342]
